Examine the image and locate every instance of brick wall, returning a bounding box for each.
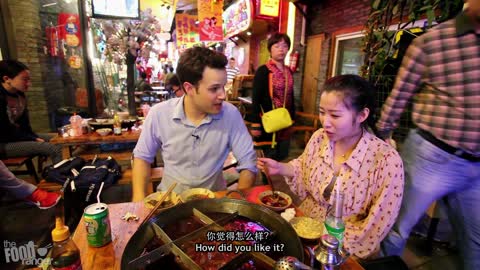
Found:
[6,0,50,131]
[302,0,371,113]
[5,0,77,132]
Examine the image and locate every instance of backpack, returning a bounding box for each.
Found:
[43,156,122,228]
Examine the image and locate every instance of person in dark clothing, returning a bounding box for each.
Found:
[167,74,183,98]
[135,71,153,92]
[251,33,295,161]
[0,60,62,163]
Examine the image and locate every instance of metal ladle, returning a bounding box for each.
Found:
[274,256,313,270]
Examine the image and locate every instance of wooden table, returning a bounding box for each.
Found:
[50,130,141,159]
[72,186,364,270]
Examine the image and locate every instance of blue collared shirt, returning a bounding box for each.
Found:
[133,96,257,193]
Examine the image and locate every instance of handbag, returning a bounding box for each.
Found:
[261,107,293,133]
[261,72,293,147]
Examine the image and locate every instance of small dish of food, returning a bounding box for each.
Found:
[290,217,324,240]
[258,190,292,212]
[179,188,215,202]
[96,128,112,136]
[144,191,181,210]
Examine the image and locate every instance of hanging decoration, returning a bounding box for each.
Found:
[175,14,200,49]
[223,0,253,39]
[198,0,224,41]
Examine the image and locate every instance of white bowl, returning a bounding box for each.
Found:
[96,128,112,136]
[290,217,324,240]
[143,191,181,210]
[179,188,215,202]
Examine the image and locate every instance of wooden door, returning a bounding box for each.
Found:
[301,34,324,114]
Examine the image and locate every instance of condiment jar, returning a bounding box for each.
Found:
[314,234,349,270]
[69,113,83,137]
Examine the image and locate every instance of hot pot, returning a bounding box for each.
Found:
[121,198,304,269]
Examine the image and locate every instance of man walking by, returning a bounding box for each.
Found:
[377,1,480,269]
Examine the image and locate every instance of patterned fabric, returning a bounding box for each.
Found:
[376,11,480,155]
[6,94,25,124]
[265,59,294,110]
[286,129,404,258]
[226,67,239,82]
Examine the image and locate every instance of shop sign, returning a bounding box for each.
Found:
[223,0,253,39]
[198,0,224,41]
[257,0,280,18]
[175,14,200,48]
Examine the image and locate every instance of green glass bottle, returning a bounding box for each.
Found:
[324,190,345,248]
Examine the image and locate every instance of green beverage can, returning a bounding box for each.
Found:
[84,203,112,247]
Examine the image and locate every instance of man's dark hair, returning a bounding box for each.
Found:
[169,66,174,73]
[267,33,291,52]
[140,71,147,79]
[167,74,180,87]
[176,46,228,87]
[0,60,29,83]
[230,57,235,61]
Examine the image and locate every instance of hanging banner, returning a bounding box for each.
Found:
[223,0,253,39]
[175,14,200,49]
[197,0,224,41]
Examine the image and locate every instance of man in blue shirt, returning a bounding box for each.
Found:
[132,47,257,200]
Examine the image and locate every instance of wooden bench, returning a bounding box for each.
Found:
[2,156,40,182]
[37,167,164,192]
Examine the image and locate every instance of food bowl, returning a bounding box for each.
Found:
[179,188,215,202]
[96,128,112,136]
[290,217,324,240]
[89,119,114,130]
[258,190,292,212]
[143,191,181,211]
[121,119,137,130]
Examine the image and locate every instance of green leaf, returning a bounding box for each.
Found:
[372,0,381,10]
[392,4,399,15]
[427,9,435,26]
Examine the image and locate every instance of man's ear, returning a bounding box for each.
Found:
[182,82,193,95]
[1,75,10,83]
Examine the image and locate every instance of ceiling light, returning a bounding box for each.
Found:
[246,31,252,36]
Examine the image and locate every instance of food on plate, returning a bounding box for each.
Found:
[143,191,180,210]
[261,194,289,208]
[186,194,211,201]
[179,188,215,202]
[146,199,174,208]
[290,217,323,240]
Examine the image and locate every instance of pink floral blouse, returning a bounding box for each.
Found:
[286,129,404,258]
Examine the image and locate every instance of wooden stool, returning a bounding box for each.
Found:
[2,156,40,183]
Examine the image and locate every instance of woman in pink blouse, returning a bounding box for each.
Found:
[258,75,404,259]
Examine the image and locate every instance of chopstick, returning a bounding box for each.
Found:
[257,150,278,199]
[142,182,177,224]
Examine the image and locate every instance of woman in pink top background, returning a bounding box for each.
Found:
[258,74,404,259]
